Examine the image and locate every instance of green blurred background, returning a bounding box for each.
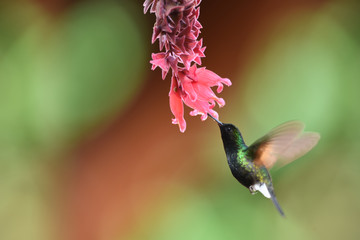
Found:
[0,0,359,240]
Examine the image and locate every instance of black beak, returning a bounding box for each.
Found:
[207,113,223,126]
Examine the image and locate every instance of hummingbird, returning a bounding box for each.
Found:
[207,114,320,216]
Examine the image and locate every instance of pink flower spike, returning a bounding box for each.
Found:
[144,0,231,132]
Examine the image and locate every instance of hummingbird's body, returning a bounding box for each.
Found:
[221,131,256,189]
[208,114,320,216]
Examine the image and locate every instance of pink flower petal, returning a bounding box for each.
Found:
[143,0,154,14]
[151,26,161,43]
[179,71,197,101]
[179,54,196,70]
[196,67,232,87]
[183,95,215,121]
[169,76,186,132]
[150,53,170,79]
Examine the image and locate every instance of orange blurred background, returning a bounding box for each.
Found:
[1,0,359,240]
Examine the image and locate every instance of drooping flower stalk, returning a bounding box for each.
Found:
[144,0,231,132]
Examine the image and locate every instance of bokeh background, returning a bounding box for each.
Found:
[1,0,359,239]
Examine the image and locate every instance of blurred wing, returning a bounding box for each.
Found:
[277,132,320,167]
[248,121,320,169]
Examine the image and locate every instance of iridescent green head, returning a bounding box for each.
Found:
[207,114,245,150]
[219,124,243,148]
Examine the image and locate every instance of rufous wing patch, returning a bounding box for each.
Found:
[250,121,320,169]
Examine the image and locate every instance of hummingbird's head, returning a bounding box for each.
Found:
[218,123,242,144]
[207,114,244,149]
[218,123,246,154]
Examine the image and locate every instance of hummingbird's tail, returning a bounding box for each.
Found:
[269,188,285,217]
[253,181,285,217]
